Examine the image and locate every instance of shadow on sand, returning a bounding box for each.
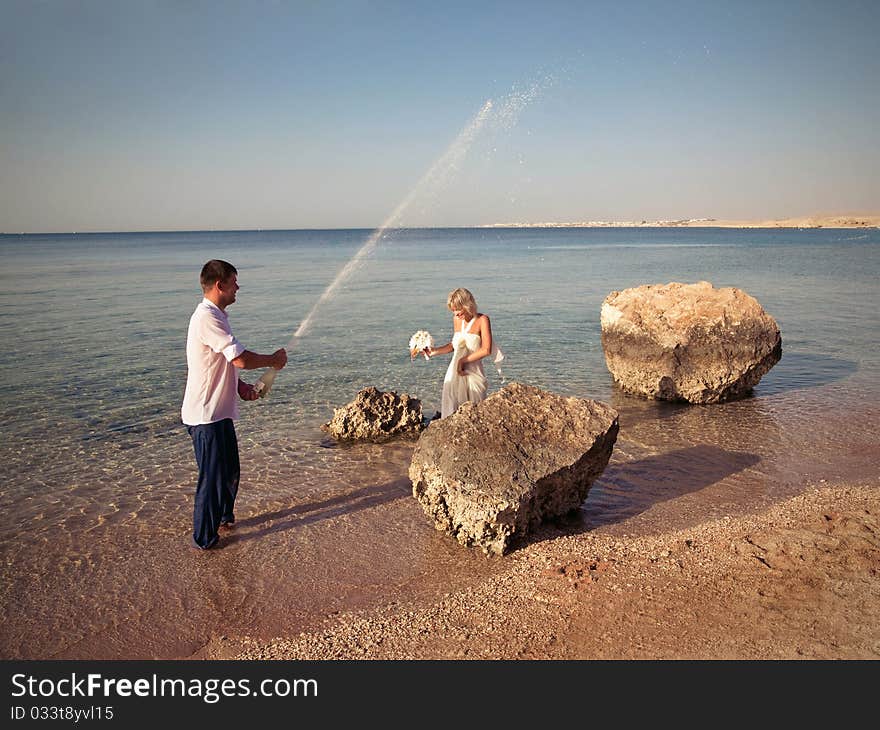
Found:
[224,477,412,544]
[515,444,761,551]
[225,445,761,553]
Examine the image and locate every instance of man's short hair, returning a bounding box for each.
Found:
[200,260,237,292]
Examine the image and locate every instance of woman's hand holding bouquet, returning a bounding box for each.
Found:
[408,330,434,361]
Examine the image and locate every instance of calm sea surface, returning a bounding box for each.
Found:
[1,227,879,658]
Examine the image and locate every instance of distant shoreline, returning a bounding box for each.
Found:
[4,214,878,236]
[480,214,880,229]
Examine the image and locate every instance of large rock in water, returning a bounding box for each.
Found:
[601,281,782,403]
[322,387,425,440]
[409,382,619,555]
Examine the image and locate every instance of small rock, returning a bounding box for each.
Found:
[322,386,425,441]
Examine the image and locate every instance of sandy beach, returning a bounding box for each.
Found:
[186,480,880,661]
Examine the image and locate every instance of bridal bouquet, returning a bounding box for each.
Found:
[408,330,434,361]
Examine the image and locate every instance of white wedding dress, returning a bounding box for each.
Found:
[440,317,503,419]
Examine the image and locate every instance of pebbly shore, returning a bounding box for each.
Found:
[192,481,880,660]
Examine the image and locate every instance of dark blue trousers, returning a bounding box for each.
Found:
[187,419,240,549]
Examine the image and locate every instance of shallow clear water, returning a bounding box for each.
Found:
[1,227,878,658]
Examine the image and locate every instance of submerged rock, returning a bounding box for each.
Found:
[322,387,425,441]
[409,382,618,555]
[601,281,782,404]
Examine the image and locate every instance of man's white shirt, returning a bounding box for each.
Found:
[181,298,246,425]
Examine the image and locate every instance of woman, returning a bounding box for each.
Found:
[427,288,501,418]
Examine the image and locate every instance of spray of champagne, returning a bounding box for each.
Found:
[253,100,495,397]
[253,72,555,397]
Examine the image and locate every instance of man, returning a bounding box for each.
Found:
[181,259,288,550]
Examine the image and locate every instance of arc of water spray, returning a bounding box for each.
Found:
[281,70,556,352]
[289,99,495,345]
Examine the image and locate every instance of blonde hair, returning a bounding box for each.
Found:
[447,287,477,319]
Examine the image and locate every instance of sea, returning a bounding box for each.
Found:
[1,226,878,658]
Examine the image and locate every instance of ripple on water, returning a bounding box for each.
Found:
[3,228,879,657]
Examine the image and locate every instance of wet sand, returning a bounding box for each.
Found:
[206,390,879,661]
[2,387,878,660]
[215,481,880,660]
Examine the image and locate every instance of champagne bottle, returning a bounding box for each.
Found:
[253,368,278,398]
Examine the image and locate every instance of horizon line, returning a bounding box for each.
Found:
[3,213,879,236]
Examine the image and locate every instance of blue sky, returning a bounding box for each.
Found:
[1,0,878,232]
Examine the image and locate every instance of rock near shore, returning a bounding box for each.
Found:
[601,281,781,404]
[409,382,619,555]
[322,387,425,441]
